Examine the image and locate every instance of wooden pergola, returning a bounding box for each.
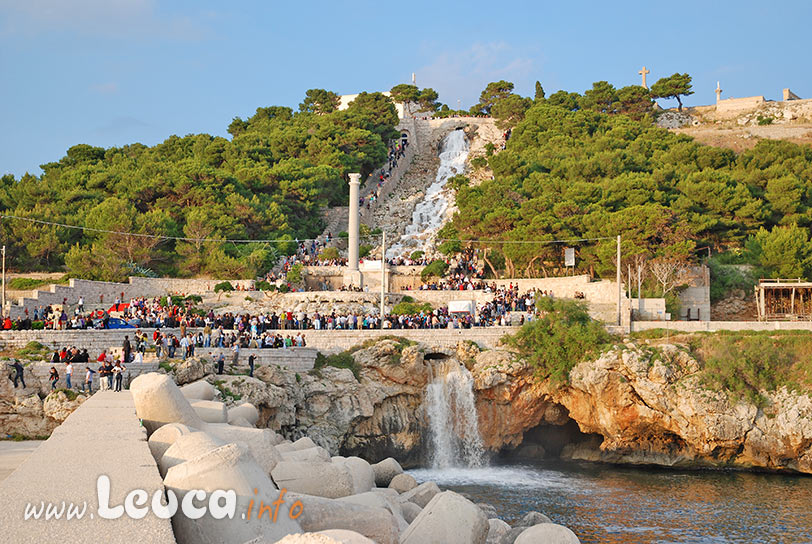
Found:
[755,279,812,321]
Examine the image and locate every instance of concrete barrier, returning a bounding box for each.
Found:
[0,391,175,543]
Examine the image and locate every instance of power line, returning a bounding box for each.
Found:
[0,214,319,244]
[0,213,614,246]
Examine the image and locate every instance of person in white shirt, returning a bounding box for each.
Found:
[65,362,73,389]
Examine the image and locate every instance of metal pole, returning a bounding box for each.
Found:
[616,235,622,326]
[2,245,5,318]
[380,232,386,329]
[637,263,642,314]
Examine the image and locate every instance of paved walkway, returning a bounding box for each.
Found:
[0,440,43,483]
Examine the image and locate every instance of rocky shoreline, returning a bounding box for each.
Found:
[132,372,578,543]
[4,337,812,476]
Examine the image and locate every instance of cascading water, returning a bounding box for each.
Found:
[424,360,486,468]
[387,129,469,258]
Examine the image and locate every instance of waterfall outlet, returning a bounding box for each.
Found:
[425,360,486,468]
[387,129,469,258]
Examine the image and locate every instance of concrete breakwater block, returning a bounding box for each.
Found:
[228,402,259,425]
[371,457,403,487]
[271,461,355,499]
[148,422,194,461]
[190,399,228,423]
[337,491,408,533]
[486,518,510,543]
[205,424,282,474]
[514,523,581,543]
[286,492,400,544]
[397,481,440,508]
[318,529,377,543]
[180,380,215,401]
[164,442,302,544]
[131,373,205,434]
[281,446,331,463]
[400,490,489,544]
[229,415,255,428]
[331,456,375,494]
[159,431,225,477]
[400,501,421,524]
[388,473,417,493]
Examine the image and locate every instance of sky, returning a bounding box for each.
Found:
[1,0,810,178]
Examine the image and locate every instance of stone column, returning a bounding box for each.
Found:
[348,173,361,271]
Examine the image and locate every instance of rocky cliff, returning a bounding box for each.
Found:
[4,337,811,474]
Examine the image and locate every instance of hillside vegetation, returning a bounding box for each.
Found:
[0,90,398,281]
[445,96,812,282]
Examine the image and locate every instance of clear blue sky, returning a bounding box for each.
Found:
[1,0,809,177]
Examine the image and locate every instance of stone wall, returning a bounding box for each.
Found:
[0,391,175,543]
[0,326,517,356]
[630,320,812,333]
[715,96,766,117]
[9,276,256,319]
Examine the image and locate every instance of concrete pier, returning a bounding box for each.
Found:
[0,391,175,543]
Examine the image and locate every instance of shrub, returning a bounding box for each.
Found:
[214,281,234,293]
[470,156,487,169]
[359,244,373,258]
[7,276,69,290]
[278,284,290,293]
[708,258,757,303]
[757,115,773,126]
[286,263,304,284]
[31,321,44,330]
[338,231,349,239]
[255,280,271,291]
[409,251,424,260]
[15,341,50,359]
[391,301,433,315]
[420,260,448,281]
[319,247,340,261]
[698,334,795,406]
[314,352,361,380]
[400,295,415,303]
[506,298,615,383]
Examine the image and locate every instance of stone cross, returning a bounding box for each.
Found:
[715,81,723,102]
[638,66,650,89]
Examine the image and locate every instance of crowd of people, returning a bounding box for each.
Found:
[361,140,409,211]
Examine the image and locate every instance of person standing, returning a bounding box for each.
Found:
[122,335,131,363]
[104,360,114,391]
[77,296,84,313]
[231,342,240,367]
[216,352,225,375]
[113,361,126,392]
[11,361,25,388]
[64,361,73,389]
[248,353,255,378]
[83,366,95,394]
[48,366,59,390]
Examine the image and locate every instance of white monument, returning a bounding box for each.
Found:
[344,173,363,288]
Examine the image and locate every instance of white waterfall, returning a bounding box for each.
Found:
[425,360,486,468]
[387,129,469,258]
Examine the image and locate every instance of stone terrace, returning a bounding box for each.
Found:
[0,327,516,358]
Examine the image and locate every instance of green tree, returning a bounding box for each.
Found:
[650,73,694,111]
[616,85,654,120]
[546,90,580,111]
[299,88,340,115]
[534,81,545,101]
[474,80,515,115]
[578,81,619,114]
[492,94,533,130]
[389,84,421,104]
[746,225,812,279]
[417,88,440,112]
